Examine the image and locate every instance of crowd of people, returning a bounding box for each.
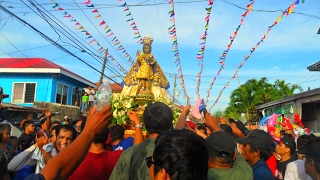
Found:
[1,86,320,180]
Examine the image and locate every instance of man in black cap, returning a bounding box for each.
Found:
[235,129,274,180]
[206,131,253,180]
[275,134,297,179]
[304,142,320,180]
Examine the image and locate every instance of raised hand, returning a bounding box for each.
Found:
[43,108,52,117]
[182,104,191,115]
[128,111,141,125]
[36,136,50,150]
[85,105,113,136]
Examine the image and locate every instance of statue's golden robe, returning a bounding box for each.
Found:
[122,52,169,99]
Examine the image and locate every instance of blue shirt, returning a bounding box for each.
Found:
[252,159,274,180]
[113,137,134,151]
[24,173,45,180]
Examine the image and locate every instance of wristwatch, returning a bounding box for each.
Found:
[135,124,142,128]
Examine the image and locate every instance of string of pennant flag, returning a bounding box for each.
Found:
[82,0,134,66]
[195,0,214,99]
[168,0,190,103]
[208,0,305,111]
[166,90,182,106]
[117,0,143,44]
[205,0,255,106]
[51,1,128,75]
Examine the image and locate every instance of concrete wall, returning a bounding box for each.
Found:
[298,93,320,133]
[302,103,320,133]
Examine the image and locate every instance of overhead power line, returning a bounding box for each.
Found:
[21,0,124,78]
[5,0,320,20]
[0,4,119,84]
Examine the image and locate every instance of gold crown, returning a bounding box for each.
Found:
[143,35,153,45]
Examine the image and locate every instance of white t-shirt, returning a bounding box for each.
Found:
[89,89,96,101]
[284,159,312,180]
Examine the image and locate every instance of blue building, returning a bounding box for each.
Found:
[0,58,95,107]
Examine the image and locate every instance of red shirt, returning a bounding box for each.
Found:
[266,155,277,176]
[68,150,123,180]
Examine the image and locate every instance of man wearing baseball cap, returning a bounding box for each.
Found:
[304,142,320,180]
[206,131,253,180]
[275,134,297,179]
[235,129,274,180]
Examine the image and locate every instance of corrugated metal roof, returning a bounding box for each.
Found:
[307,60,320,71]
[0,58,94,85]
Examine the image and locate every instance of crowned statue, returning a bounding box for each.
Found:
[121,36,169,102]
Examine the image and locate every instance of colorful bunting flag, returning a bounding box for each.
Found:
[167,0,189,101]
[51,1,129,75]
[205,0,255,105]
[82,0,91,4]
[195,0,214,98]
[99,20,105,26]
[208,0,304,110]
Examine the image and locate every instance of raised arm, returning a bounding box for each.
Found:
[39,105,113,180]
[128,111,143,145]
[175,104,191,130]
[44,109,52,135]
[204,113,221,132]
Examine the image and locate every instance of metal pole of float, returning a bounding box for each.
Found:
[99,49,108,85]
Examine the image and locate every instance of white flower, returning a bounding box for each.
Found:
[113,109,118,117]
[114,103,119,108]
[120,110,125,116]
[124,102,131,108]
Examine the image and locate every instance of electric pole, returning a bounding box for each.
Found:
[99,49,108,84]
[169,74,177,104]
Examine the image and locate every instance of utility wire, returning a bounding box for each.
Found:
[23,2,121,76]
[0,44,53,56]
[22,0,124,78]
[72,0,131,67]
[0,4,119,83]
[8,0,320,20]
[0,32,30,58]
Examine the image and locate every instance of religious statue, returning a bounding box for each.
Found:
[122,36,169,100]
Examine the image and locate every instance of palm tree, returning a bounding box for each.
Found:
[274,79,303,98]
[225,78,303,122]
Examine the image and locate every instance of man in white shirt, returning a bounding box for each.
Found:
[8,125,77,173]
[285,135,312,180]
[88,86,96,108]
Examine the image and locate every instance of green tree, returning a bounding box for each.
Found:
[225,78,302,122]
[212,109,224,118]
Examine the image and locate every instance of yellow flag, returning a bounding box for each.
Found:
[76,26,83,30]
[94,14,101,18]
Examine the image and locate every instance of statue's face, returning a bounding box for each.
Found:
[143,45,151,53]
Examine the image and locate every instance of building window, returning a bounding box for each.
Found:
[12,83,36,103]
[56,83,68,105]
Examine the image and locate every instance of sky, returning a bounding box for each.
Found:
[0,0,320,112]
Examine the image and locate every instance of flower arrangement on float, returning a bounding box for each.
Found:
[110,95,181,129]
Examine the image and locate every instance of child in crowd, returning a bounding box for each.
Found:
[81,92,89,113]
